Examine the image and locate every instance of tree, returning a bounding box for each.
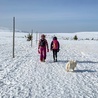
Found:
[73,35,78,40]
[27,33,33,41]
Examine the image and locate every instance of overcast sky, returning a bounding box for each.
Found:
[0,0,98,33]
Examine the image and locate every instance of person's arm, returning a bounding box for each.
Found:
[45,39,49,51]
[50,41,53,50]
[46,40,49,49]
[58,41,60,49]
[58,41,60,51]
[38,39,41,49]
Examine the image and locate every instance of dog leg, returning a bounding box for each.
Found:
[72,68,75,72]
[66,66,69,72]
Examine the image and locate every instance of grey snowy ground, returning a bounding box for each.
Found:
[0,30,98,98]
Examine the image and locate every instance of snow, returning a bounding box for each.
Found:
[0,29,98,98]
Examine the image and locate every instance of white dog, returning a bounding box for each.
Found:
[66,60,77,72]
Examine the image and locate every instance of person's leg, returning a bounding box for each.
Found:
[40,47,44,61]
[43,47,46,61]
[53,50,55,61]
[54,50,57,62]
[55,50,58,62]
[53,50,58,62]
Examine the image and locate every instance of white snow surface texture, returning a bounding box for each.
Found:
[0,30,98,98]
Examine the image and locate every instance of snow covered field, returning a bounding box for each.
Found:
[0,30,98,98]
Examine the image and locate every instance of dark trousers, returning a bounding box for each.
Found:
[53,49,58,61]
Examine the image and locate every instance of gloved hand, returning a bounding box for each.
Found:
[57,49,60,52]
[38,49,40,54]
[47,49,49,52]
[50,48,53,51]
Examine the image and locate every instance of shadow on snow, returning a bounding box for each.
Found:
[77,60,98,64]
[74,70,96,73]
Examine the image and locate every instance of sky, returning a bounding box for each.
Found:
[0,0,98,33]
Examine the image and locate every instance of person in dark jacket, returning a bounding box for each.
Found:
[50,36,60,62]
